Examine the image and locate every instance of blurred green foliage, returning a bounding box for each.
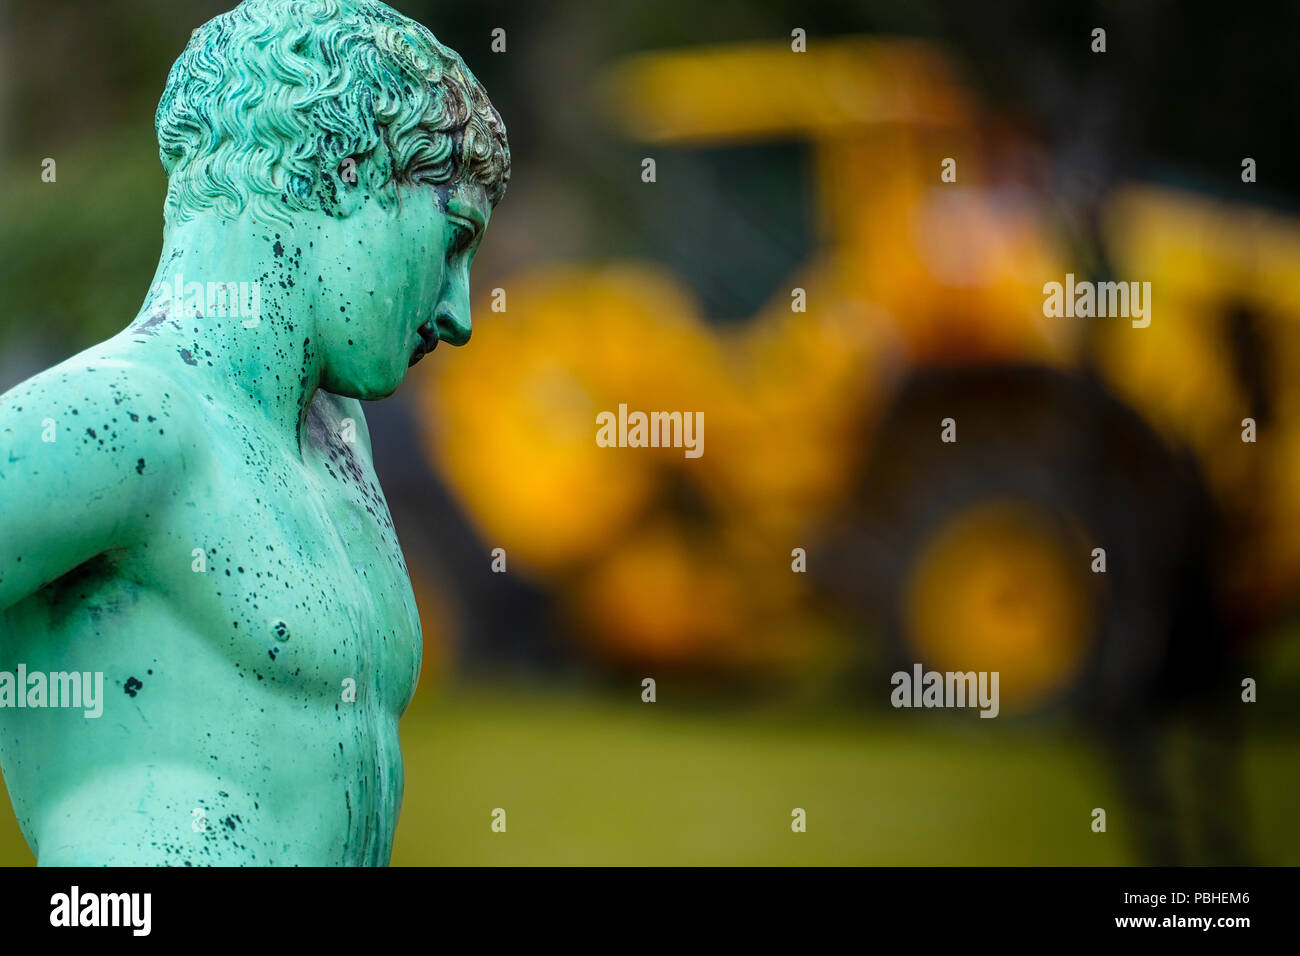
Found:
[0,135,164,351]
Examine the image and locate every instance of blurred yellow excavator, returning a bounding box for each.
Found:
[416,37,1300,720]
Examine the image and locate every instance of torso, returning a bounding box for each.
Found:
[0,363,421,865]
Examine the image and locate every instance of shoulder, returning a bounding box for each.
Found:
[0,346,204,607]
[0,343,201,487]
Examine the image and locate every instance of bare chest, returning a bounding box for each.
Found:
[151,402,421,711]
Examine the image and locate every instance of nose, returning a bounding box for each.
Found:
[435,308,471,346]
[433,265,473,346]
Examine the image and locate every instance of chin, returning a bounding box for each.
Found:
[325,368,404,401]
[352,379,402,401]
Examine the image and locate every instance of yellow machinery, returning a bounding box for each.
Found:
[417,38,1300,713]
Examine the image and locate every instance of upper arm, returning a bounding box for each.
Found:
[0,358,185,611]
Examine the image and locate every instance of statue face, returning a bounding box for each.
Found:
[315,180,490,400]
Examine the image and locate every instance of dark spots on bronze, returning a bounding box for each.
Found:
[124,676,143,697]
[136,458,146,474]
[179,348,198,366]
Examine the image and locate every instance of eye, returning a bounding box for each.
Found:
[449,220,476,255]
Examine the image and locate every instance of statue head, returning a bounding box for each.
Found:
[154,0,511,398]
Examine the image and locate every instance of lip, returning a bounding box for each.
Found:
[409,320,439,367]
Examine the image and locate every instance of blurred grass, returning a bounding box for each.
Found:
[393,685,1127,866]
[390,684,1298,866]
[0,682,1295,866]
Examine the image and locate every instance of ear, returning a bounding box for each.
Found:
[331,156,368,219]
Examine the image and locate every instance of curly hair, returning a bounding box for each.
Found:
[156,0,510,227]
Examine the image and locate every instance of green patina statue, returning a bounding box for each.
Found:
[0,0,509,865]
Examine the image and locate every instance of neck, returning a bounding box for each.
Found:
[130,214,322,444]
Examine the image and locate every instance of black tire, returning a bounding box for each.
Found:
[823,363,1225,720]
